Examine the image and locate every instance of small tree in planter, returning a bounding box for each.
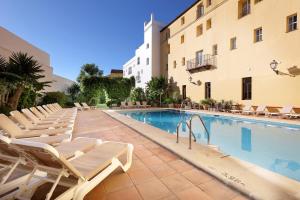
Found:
[163,98,175,108]
[200,98,216,110]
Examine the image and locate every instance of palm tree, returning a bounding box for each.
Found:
[5,52,46,109]
[77,63,103,83]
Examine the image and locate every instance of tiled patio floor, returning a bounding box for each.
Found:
[73,110,249,200]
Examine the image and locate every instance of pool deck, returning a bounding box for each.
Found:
[104,108,300,200]
[73,109,249,200]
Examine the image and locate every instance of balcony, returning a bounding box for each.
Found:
[186,54,216,73]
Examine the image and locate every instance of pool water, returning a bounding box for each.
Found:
[121,110,300,182]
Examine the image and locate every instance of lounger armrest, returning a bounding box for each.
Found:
[27,127,72,137]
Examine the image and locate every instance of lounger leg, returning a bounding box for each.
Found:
[73,144,134,200]
[0,158,23,185]
[45,170,65,200]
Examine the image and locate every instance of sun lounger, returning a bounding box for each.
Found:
[81,102,95,110]
[136,101,142,108]
[127,101,136,108]
[241,105,255,115]
[36,106,75,120]
[0,114,72,144]
[74,102,84,111]
[266,106,294,117]
[11,138,133,200]
[255,105,266,115]
[142,101,151,108]
[10,111,73,131]
[120,101,128,109]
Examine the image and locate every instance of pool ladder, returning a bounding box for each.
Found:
[176,114,210,149]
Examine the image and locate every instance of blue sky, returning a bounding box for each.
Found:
[0,0,195,81]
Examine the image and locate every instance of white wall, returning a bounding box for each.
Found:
[123,14,164,89]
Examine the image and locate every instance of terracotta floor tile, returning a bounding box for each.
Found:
[148,146,166,155]
[106,186,142,200]
[140,155,164,166]
[136,178,172,200]
[148,163,177,178]
[128,159,147,172]
[103,171,133,193]
[128,167,155,184]
[198,179,238,200]
[181,169,213,185]
[158,151,179,162]
[161,174,193,192]
[84,182,106,200]
[134,149,153,159]
[175,186,213,200]
[168,160,194,173]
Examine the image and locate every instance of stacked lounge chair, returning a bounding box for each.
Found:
[241,105,255,115]
[0,103,134,199]
[265,105,293,117]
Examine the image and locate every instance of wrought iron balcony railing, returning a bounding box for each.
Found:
[186,54,216,72]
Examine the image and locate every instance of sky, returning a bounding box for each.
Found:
[0,0,196,81]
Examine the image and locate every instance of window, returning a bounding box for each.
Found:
[181,17,185,25]
[128,67,132,75]
[206,19,212,30]
[230,37,237,50]
[197,3,205,19]
[141,69,143,74]
[173,61,177,68]
[207,0,212,7]
[166,64,168,71]
[287,14,297,32]
[182,57,186,66]
[146,58,149,65]
[242,77,252,100]
[238,0,250,18]
[182,85,187,100]
[254,27,263,42]
[146,43,149,49]
[136,71,141,83]
[137,57,140,65]
[205,82,211,99]
[254,0,262,4]
[196,24,203,36]
[181,35,185,44]
[212,44,218,55]
[165,31,170,40]
[168,44,170,54]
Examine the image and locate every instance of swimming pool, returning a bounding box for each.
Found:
[121,110,300,182]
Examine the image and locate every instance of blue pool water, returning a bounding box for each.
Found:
[121,110,300,182]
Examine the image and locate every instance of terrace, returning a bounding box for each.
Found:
[74,109,249,200]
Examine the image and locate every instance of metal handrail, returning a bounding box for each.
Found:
[189,114,210,145]
[176,120,196,150]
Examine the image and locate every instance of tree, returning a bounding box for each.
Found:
[67,83,81,101]
[131,87,146,102]
[4,52,47,109]
[77,63,103,83]
[146,76,168,106]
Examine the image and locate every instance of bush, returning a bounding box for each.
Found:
[0,106,13,115]
[163,98,175,104]
[40,92,67,107]
[130,87,145,102]
[200,98,217,108]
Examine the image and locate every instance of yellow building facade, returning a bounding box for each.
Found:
[161,0,300,106]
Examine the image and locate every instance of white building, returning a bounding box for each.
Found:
[123,14,164,89]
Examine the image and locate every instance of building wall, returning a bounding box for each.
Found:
[123,14,164,89]
[0,26,74,93]
[161,0,300,106]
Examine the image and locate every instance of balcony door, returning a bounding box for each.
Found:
[196,50,203,66]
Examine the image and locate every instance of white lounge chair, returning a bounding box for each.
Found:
[136,101,142,108]
[120,101,128,109]
[142,101,151,108]
[81,102,95,110]
[10,111,72,130]
[241,105,255,115]
[255,105,266,115]
[266,106,293,117]
[74,102,84,111]
[127,101,136,108]
[11,138,133,200]
[0,114,72,144]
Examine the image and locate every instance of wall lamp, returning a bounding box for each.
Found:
[270,60,279,74]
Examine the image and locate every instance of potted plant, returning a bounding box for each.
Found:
[164,98,175,108]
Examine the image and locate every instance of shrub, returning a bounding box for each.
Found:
[145,76,168,106]
[40,92,67,107]
[130,87,146,102]
[163,98,175,104]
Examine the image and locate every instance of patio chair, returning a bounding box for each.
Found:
[74,102,84,111]
[0,114,72,144]
[230,108,242,114]
[265,106,293,117]
[255,105,266,115]
[241,105,255,115]
[10,111,73,131]
[120,101,128,109]
[286,107,300,119]
[142,101,151,108]
[127,101,136,108]
[11,138,133,200]
[136,101,142,108]
[36,106,75,120]
[0,135,100,198]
